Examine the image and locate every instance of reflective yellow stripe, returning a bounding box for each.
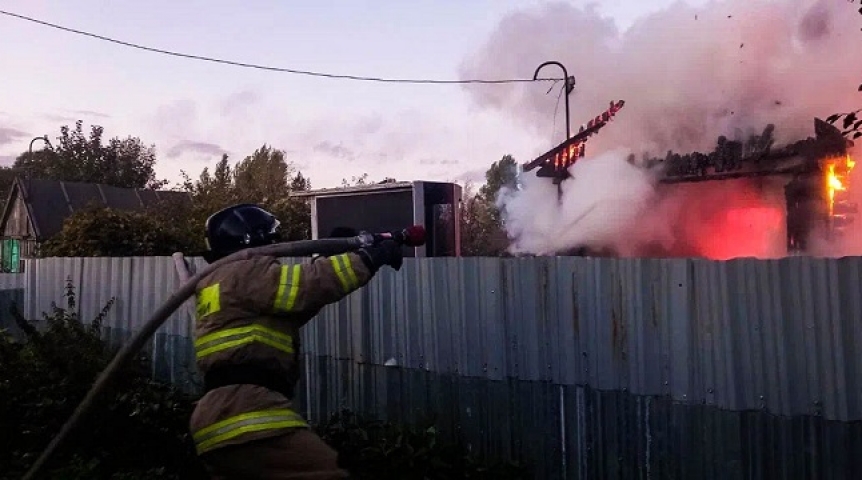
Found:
[330,255,350,292]
[194,324,293,359]
[274,264,301,312]
[341,254,359,290]
[330,254,359,292]
[274,264,289,308]
[193,408,307,454]
[196,283,221,320]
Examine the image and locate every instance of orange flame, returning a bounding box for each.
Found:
[825,154,855,218]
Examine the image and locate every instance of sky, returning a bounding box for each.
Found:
[0,0,710,190]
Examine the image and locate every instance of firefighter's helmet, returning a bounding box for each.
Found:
[204,204,281,260]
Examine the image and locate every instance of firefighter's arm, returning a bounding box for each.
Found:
[252,240,403,316]
[274,252,372,314]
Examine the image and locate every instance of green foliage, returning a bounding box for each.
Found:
[233,145,294,204]
[479,154,518,209]
[459,155,517,256]
[0,279,206,479]
[13,120,166,189]
[40,204,200,257]
[180,145,313,243]
[317,410,529,480]
[460,182,510,257]
[0,166,23,207]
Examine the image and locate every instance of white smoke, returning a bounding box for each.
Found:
[500,148,659,255]
[461,0,862,258]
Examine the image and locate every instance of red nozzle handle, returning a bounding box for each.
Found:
[371,225,426,247]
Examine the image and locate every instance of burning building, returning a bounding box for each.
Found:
[515,117,856,259]
[459,0,861,261]
[656,117,855,256]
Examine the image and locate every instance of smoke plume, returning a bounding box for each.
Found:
[462,0,862,258]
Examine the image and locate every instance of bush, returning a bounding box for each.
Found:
[317,410,529,479]
[40,205,200,257]
[0,278,208,479]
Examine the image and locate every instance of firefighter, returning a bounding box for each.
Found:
[191,203,402,479]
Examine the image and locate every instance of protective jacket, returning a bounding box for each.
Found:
[189,252,372,455]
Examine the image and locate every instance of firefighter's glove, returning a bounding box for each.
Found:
[357,239,403,272]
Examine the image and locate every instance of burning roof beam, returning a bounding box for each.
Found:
[523,100,626,184]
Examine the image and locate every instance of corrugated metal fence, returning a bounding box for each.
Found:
[1,256,861,479]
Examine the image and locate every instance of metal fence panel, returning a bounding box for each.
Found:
[2,254,861,478]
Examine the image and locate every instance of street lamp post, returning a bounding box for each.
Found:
[25,136,53,182]
[28,135,53,156]
[533,61,576,140]
[533,61,576,199]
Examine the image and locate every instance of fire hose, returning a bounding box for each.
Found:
[22,226,426,480]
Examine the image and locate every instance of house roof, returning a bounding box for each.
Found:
[2,176,192,240]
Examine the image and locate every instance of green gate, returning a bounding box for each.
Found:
[1,239,21,273]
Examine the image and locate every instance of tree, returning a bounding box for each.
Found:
[458,155,518,256]
[181,154,236,214]
[13,120,166,189]
[233,145,292,205]
[459,183,497,256]
[478,154,518,224]
[460,187,511,257]
[0,138,53,203]
[275,171,313,241]
[0,166,22,208]
[291,171,311,191]
[479,155,518,204]
[180,145,313,243]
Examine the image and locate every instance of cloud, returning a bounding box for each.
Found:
[153,100,198,138]
[460,0,860,154]
[41,110,110,125]
[355,115,384,136]
[419,157,459,166]
[41,113,78,124]
[0,127,28,146]
[220,90,260,116]
[313,141,357,161]
[70,109,111,119]
[0,155,16,166]
[454,167,487,184]
[166,140,226,159]
[273,104,535,189]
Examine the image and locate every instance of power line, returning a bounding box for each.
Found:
[0,9,563,85]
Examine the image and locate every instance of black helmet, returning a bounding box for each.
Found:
[204,204,281,261]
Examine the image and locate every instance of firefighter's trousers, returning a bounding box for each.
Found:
[201,428,350,479]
